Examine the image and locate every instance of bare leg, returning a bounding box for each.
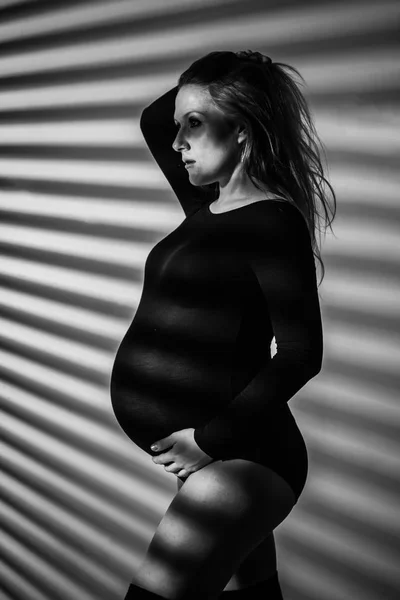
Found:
[177,477,278,591]
[131,459,296,599]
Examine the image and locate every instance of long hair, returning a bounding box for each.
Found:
[177,50,336,285]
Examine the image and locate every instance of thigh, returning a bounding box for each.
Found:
[177,457,296,524]
[136,459,296,599]
[179,473,279,588]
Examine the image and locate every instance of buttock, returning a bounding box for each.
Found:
[174,458,297,528]
[176,458,297,506]
[177,447,307,505]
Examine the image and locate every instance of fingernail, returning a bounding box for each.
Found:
[151,445,158,451]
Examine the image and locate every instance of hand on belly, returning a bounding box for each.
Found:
[150,427,213,479]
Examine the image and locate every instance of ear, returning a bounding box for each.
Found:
[237,123,247,145]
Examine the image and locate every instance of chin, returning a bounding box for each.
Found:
[187,173,202,186]
[190,173,215,187]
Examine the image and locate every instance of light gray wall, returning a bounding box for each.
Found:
[0,1,399,599]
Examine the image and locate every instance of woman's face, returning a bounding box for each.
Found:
[172,84,244,187]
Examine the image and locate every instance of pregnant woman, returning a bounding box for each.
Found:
[110,50,336,599]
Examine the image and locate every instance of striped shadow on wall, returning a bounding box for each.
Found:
[0,1,399,599]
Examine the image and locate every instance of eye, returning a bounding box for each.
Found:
[174,118,201,130]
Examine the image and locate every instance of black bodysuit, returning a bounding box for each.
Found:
[110,86,323,504]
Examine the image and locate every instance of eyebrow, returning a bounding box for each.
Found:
[173,111,206,123]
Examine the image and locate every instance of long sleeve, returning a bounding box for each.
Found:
[140,85,214,218]
[193,203,323,459]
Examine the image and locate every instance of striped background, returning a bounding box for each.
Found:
[0,1,399,599]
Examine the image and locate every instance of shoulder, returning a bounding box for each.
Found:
[254,198,304,220]
[241,200,310,246]
[240,201,316,279]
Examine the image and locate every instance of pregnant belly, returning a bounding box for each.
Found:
[110,377,226,455]
[110,339,232,455]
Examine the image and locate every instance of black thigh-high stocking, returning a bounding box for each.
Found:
[123,582,165,599]
[123,572,284,599]
[219,571,284,599]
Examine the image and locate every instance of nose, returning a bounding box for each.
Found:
[172,129,188,153]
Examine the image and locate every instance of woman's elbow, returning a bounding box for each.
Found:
[296,345,322,380]
[308,348,323,378]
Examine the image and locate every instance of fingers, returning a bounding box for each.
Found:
[152,452,172,465]
[152,454,185,475]
[164,462,180,473]
[165,464,188,477]
[159,459,189,478]
[152,450,189,478]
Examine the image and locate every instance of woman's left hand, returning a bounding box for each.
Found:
[150,428,214,479]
